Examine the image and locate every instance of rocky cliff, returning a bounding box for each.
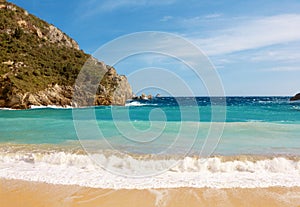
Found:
[0,1,132,109]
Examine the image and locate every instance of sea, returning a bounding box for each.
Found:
[0,96,300,189]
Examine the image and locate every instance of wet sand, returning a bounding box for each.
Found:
[1,179,300,207]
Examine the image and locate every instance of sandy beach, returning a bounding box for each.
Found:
[1,179,300,207]
[1,1,300,207]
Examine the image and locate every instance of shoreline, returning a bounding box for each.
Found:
[1,143,300,189]
[1,179,300,207]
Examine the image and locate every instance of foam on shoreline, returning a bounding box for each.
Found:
[30,105,73,109]
[0,145,299,189]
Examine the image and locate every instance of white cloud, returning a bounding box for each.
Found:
[248,46,300,63]
[160,16,173,22]
[178,14,228,29]
[204,13,222,19]
[264,66,300,72]
[180,16,206,27]
[191,14,300,55]
[84,0,177,14]
[209,42,300,66]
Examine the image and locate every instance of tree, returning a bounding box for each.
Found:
[13,27,23,39]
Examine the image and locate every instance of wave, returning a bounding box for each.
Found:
[125,101,158,107]
[30,105,73,109]
[292,106,300,110]
[1,150,299,173]
[0,148,299,189]
[0,107,16,110]
[29,102,158,108]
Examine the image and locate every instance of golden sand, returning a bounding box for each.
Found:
[1,179,300,207]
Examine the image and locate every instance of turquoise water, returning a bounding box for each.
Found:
[0,97,299,155]
[1,97,300,188]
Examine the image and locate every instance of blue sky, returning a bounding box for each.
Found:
[10,0,300,96]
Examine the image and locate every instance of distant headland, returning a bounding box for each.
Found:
[290,93,300,101]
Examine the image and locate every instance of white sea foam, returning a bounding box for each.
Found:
[30,105,73,109]
[293,106,300,110]
[0,107,16,110]
[125,101,158,107]
[29,102,156,108]
[0,150,300,189]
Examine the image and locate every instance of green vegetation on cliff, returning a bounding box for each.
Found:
[0,1,89,93]
[0,1,132,108]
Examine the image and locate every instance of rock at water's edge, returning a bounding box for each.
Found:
[290,93,300,101]
[3,66,132,109]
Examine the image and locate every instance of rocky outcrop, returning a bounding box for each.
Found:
[47,25,79,50]
[290,93,300,101]
[132,93,153,100]
[0,66,132,109]
[0,1,132,109]
[72,63,132,107]
[96,67,132,105]
[0,1,79,50]
[3,84,73,109]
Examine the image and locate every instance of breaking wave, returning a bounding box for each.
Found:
[0,148,299,189]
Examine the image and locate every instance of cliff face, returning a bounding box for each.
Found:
[0,2,79,50]
[0,1,132,109]
[4,66,132,108]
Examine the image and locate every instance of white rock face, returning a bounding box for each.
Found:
[47,25,80,50]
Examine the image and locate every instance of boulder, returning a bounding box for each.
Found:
[132,93,154,100]
[140,93,147,100]
[290,93,300,101]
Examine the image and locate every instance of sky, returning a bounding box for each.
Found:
[9,0,300,96]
